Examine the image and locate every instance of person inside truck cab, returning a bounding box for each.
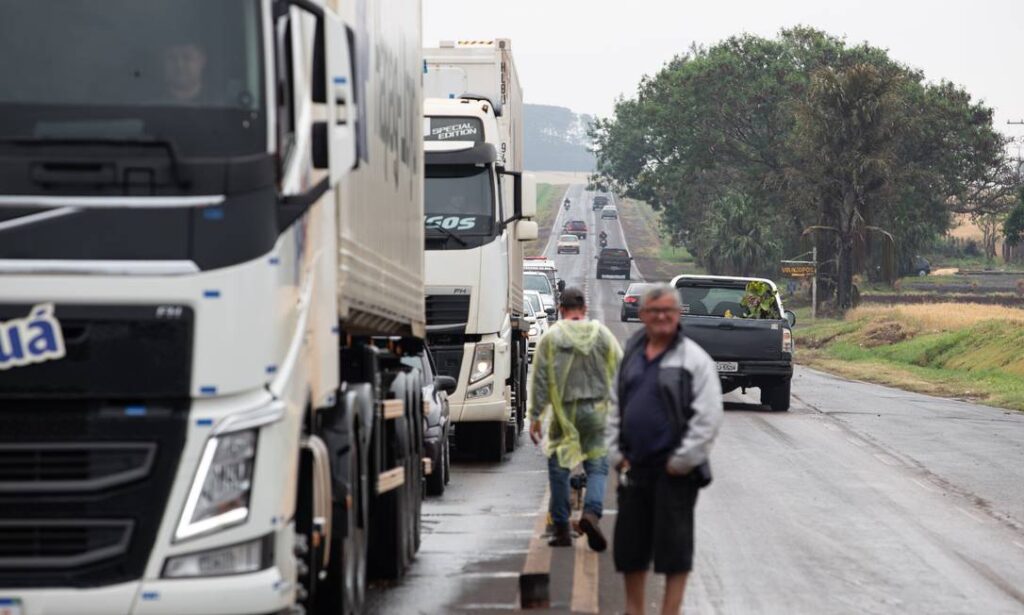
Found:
[162,41,207,104]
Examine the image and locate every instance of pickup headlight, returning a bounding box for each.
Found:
[469,343,494,384]
[163,535,273,578]
[176,430,257,541]
[782,328,794,353]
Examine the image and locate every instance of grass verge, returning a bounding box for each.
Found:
[795,303,1024,411]
[524,183,566,256]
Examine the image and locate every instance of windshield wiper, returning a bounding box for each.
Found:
[428,226,468,247]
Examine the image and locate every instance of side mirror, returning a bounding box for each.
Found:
[617,290,626,296]
[434,375,457,396]
[557,280,566,292]
[784,310,797,327]
[517,220,539,242]
[545,307,556,316]
[521,173,537,218]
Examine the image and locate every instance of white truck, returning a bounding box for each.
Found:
[422,40,537,460]
[0,1,424,614]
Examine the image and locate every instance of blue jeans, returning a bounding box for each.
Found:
[548,455,609,525]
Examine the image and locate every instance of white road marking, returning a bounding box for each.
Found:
[873,453,899,466]
[846,437,865,447]
[912,478,940,493]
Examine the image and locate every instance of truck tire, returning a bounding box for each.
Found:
[761,379,791,412]
[367,418,412,580]
[425,432,448,496]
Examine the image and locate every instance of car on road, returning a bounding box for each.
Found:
[524,257,564,303]
[556,234,581,254]
[402,347,457,496]
[617,282,656,321]
[672,274,796,411]
[592,194,609,210]
[912,255,931,276]
[523,299,544,360]
[600,205,618,220]
[563,219,588,239]
[524,271,558,321]
[596,247,632,279]
[524,290,550,335]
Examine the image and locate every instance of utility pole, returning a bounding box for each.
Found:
[811,246,818,322]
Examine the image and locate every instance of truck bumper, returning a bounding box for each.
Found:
[3,567,291,615]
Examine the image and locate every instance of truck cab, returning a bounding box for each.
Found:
[422,97,537,459]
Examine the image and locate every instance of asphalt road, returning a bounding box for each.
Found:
[368,185,1024,614]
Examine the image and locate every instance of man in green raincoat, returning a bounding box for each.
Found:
[529,287,622,550]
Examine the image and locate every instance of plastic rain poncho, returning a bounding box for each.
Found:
[529,319,622,469]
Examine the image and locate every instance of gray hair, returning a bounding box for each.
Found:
[639,283,681,310]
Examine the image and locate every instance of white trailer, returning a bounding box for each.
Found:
[421,40,536,460]
[0,1,423,613]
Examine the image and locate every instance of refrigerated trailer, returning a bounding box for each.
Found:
[422,40,537,460]
[0,1,424,614]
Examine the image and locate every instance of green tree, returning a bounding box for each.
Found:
[696,192,782,276]
[591,28,1007,311]
[1005,189,1024,247]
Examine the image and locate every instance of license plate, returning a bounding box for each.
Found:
[716,362,739,373]
[0,598,23,615]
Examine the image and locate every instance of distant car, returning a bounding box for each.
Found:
[563,219,588,239]
[913,256,931,276]
[401,347,456,496]
[523,299,543,360]
[523,256,564,300]
[557,234,581,254]
[596,247,632,279]
[524,271,558,321]
[617,282,656,321]
[524,290,550,337]
[592,195,609,210]
[600,205,618,220]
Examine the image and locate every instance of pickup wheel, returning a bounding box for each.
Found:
[761,379,791,412]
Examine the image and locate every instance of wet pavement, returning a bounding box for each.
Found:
[367,186,1024,614]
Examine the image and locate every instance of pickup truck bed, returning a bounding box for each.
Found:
[674,275,794,410]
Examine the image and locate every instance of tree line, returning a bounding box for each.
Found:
[590,27,1018,310]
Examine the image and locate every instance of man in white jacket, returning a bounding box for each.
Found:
[606,284,724,615]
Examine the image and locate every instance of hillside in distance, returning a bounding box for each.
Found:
[524,104,596,172]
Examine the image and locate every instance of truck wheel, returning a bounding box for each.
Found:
[367,420,411,580]
[761,379,791,412]
[426,435,447,496]
[505,420,518,453]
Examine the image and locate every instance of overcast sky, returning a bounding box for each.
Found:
[424,0,1024,139]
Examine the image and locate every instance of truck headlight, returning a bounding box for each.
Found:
[469,343,494,384]
[466,383,494,399]
[176,430,257,541]
[163,535,273,578]
[782,328,794,354]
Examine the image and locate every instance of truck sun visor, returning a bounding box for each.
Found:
[425,143,498,166]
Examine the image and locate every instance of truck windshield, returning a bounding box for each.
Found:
[678,284,780,319]
[0,0,266,157]
[425,165,495,235]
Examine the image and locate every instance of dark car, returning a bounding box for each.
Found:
[913,255,931,276]
[617,282,656,321]
[563,219,588,239]
[596,247,632,279]
[674,275,795,411]
[592,195,609,210]
[402,347,457,495]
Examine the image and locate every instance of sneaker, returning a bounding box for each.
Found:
[547,523,573,547]
[578,511,607,552]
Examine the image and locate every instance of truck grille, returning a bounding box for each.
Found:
[0,400,187,588]
[0,520,133,569]
[429,345,465,381]
[0,443,155,493]
[425,295,470,334]
[0,304,193,399]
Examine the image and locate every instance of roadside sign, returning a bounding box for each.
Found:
[781,261,816,278]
